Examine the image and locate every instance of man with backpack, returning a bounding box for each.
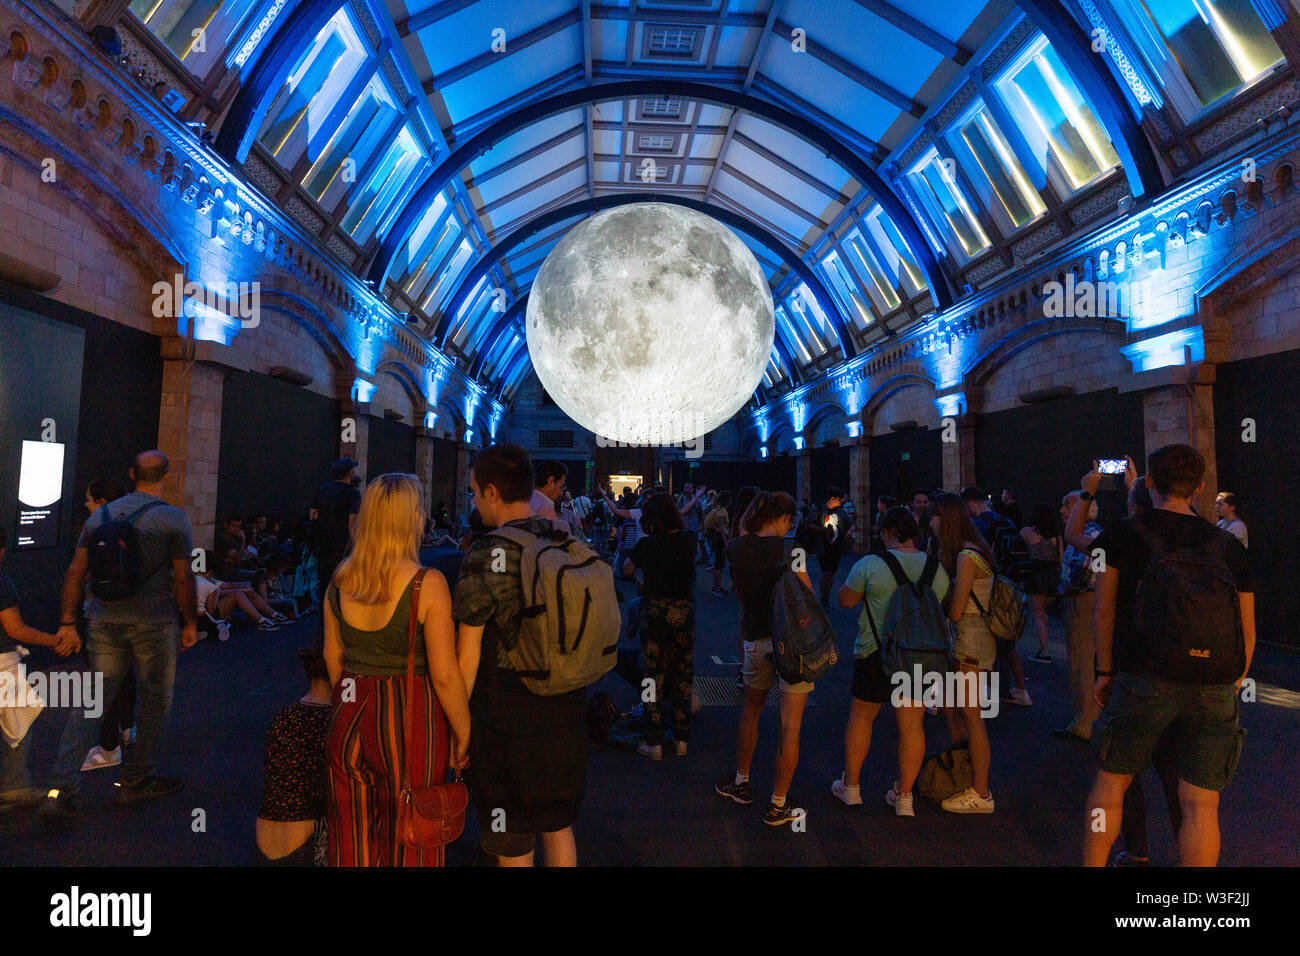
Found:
[811,487,854,606]
[834,507,950,815]
[1083,444,1254,867]
[962,487,1033,707]
[40,451,198,820]
[309,458,361,602]
[453,444,619,866]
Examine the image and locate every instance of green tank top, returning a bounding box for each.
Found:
[328,572,428,676]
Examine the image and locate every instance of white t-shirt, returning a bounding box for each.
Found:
[196,576,220,614]
[530,488,568,533]
[1217,518,1248,548]
[571,496,591,520]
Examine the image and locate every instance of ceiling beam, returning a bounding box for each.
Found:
[772,19,924,117]
[848,0,974,64]
[396,0,481,37]
[423,9,583,94]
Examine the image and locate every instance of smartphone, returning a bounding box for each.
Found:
[1098,459,1126,475]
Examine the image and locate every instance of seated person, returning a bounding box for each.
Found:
[198,570,287,633]
[261,553,298,620]
[253,644,332,866]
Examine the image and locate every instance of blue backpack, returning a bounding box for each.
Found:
[864,552,949,679]
[771,568,839,684]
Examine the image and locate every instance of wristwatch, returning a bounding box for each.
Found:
[1079,491,1094,502]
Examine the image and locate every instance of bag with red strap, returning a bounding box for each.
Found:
[395,568,469,848]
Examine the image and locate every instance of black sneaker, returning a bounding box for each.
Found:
[715,777,754,805]
[762,801,804,827]
[37,789,76,822]
[116,775,183,805]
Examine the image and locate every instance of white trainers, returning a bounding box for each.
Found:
[637,741,663,760]
[886,783,914,817]
[674,740,688,756]
[1010,687,1033,707]
[81,745,122,772]
[941,787,995,813]
[831,776,863,806]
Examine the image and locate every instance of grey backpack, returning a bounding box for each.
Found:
[487,524,621,695]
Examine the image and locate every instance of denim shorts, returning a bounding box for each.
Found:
[951,614,996,671]
[1091,671,1245,792]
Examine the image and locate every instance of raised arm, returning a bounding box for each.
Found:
[1065,468,1102,553]
[422,571,471,769]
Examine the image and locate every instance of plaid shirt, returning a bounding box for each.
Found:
[1060,519,1103,593]
[452,516,555,669]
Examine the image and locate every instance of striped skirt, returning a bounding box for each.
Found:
[326,671,450,867]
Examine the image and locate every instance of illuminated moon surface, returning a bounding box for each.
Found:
[526,203,775,446]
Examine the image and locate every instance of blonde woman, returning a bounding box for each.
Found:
[323,474,470,867]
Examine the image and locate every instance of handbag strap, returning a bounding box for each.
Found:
[401,568,429,797]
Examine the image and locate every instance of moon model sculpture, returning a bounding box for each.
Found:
[525,203,775,446]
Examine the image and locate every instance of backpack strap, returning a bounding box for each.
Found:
[919,554,940,589]
[485,524,536,550]
[122,499,167,523]
[877,550,918,594]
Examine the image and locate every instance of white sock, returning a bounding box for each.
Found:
[734,772,749,785]
[771,794,786,807]
[841,775,860,793]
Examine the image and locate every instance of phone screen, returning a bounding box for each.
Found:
[1098,459,1126,475]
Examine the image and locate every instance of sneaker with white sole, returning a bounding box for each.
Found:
[80,745,122,772]
[256,618,281,632]
[637,741,663,760]
[885,784,915,817]
[831,776,863,806]
[941,787,995,813]
[1009,687,1032,707]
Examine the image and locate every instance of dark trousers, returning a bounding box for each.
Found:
[99,668,136,750]
[639,598,695,745]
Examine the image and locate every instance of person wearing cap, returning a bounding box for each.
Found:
[310,459,362,603]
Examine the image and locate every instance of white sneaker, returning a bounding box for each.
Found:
[81,745,122,772]
[637,742,663,760]
[831,776,863,806]
[886,784,914,817]
[941,787,995,813]
[674,740,688,756]
[1010,687,1033,707]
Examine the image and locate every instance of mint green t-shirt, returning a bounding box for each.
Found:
[843,550,951,658]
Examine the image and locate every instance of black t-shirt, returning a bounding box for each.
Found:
[313,481,361,557]
[629,532,696,600]
[0,573,19,654]
[213,528,244,579]
[1091,509,1254,675]
[727,534,794,642]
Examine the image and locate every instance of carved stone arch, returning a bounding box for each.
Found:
[860,372,938,434]
[804,399,850,446]
[1195,222,1300,359]
[766,420,796,455]
[375,359,427,410]
[964,315,1127,409]
[435,396,467,440]
[254,288,350,372]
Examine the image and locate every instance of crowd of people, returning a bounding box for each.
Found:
[0,440,1256,869]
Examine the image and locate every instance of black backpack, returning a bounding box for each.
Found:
[795,507,827,557]
[983,512,1032,585]
[1131,522,1244,684]
[87,500,167,601]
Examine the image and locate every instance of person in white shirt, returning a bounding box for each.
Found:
[530,459,569,532]
[1214,492,1248,548]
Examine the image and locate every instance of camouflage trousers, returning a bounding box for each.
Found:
[638,597,696,746]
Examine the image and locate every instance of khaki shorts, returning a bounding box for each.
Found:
[951,614,997,671]
[742,638,813,694]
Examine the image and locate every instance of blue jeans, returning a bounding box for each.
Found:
[48,621,178,793]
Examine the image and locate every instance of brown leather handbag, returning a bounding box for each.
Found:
[395,568,469,848]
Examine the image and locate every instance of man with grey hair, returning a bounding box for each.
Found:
[39,450,197,821]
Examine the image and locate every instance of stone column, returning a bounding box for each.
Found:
[795,443,812,507]
[338,397,371,481]
[1139,382,1219,516]
[454,439,472,515]
[414,426,436,514]
[157,341,235,551]
[848,435,870,553]
[940,413,978,493]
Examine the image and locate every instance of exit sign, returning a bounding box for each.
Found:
[900,452,910,461]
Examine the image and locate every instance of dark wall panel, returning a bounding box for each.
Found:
[975,388,1145,527]
[367,414,416,479]
[217,371,339,523]
[869,426,943,507]
[668,457,796,496]
[429,436,459,520]
[1214,349,1300,649]
[810,444,851,505]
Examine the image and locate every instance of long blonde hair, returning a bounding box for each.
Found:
[333,473,424,604]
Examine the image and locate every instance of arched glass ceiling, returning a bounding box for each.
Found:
[206,0,1285,399]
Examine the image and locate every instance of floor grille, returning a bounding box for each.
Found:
[692,676,787,708]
